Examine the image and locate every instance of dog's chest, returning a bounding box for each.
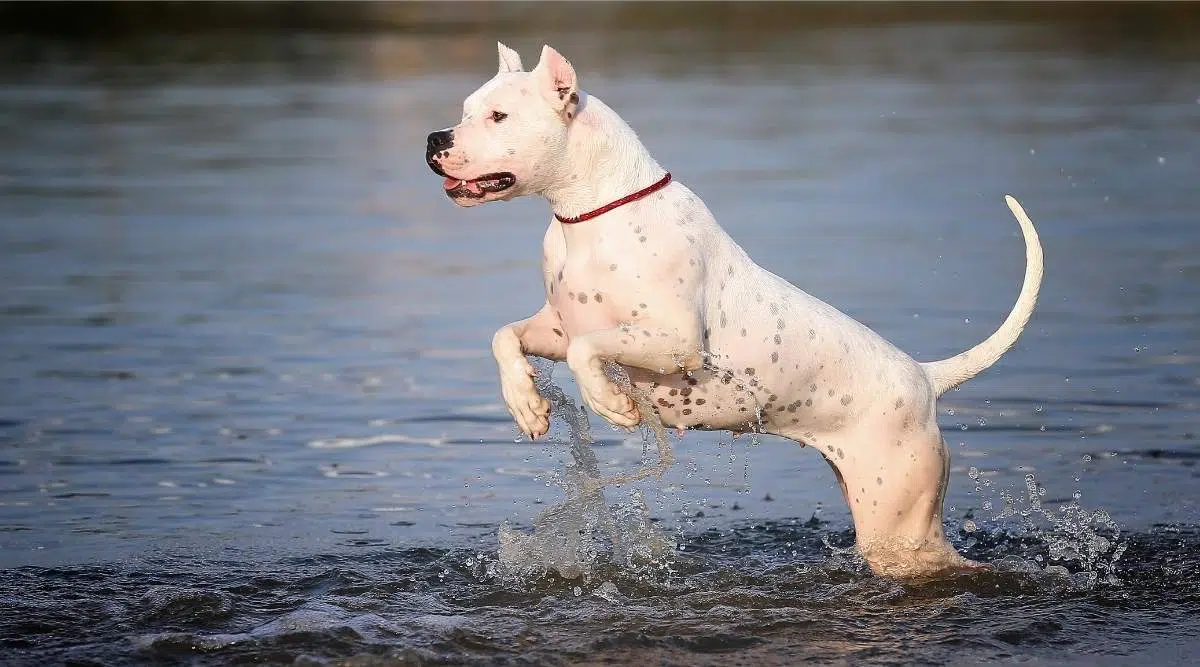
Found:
[542,236,659,337]
[543,258,632,337]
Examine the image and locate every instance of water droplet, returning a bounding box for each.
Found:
[1157,156,1166,164]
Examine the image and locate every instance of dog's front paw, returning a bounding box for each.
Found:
[577,373,641,429]
[499,357,550,439]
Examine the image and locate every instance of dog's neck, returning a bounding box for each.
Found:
[541,92,666,226]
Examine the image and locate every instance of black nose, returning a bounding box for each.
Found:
[427,130,453,152]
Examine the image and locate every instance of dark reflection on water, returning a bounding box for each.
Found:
[1,2,1199,664]
[2,523,1198,666]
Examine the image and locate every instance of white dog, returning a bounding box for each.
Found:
[426,43,1043,578]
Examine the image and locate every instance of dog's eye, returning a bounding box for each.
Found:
[490,110,508,123]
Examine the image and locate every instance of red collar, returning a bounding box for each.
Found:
[554,172,672,224]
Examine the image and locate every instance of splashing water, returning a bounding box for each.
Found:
[488,361,676,582]
[965,465,1126,589]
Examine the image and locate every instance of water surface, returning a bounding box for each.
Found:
[1,4,1199,665]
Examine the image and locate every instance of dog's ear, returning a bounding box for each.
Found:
[533,45,579,121]
[497,42,523,73]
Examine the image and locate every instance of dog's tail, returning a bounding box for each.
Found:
[922,195,1044,397]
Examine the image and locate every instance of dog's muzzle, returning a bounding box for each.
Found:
[425,129,516,200]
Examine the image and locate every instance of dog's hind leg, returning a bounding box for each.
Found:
[814,422,978,578]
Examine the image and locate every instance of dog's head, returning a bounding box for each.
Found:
[426,43,582,207]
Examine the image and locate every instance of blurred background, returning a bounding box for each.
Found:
[1,2,1200,665]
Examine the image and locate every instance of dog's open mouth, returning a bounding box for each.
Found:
[443,172,516,198]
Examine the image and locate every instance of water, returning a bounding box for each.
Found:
[2,4,1200,664]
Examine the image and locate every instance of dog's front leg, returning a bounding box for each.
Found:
[491,303,567,439]
[566,323,703,429]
